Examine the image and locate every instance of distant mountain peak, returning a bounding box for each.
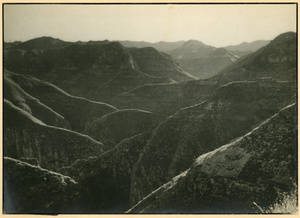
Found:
[182,39,207,48]
[13,36,72,50]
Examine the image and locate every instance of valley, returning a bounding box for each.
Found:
[3,31,297,214]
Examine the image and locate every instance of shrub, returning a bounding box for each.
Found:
[254,185,298,214]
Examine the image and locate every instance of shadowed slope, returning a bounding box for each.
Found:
[4,157,81,214]
[59,132,153,213]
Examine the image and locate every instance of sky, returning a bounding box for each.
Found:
[3,4,297,47]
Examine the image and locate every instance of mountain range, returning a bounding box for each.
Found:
[4,37,193,103]
[118,39,270,79]
[3,31,297,214]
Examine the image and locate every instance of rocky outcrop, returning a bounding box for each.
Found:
[5,70,118,132]
[129,80,295,206]
[59,132,152,213]
[3,157,81,214]
[84,109,164,148]
[4,99,107,171]
[127,103,297,213]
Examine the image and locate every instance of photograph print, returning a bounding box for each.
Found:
[2,3,298,214]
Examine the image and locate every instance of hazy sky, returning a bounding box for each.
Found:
[4,4,297,47]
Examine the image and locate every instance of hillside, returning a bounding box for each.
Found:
[173,47,239,79]
[130,47,194,82]
[127,103,297,213]
[168,40,239,79]
[84,109,165,148]
[129,79,295,206]
[217,32,297,83]
[111,79,218,116]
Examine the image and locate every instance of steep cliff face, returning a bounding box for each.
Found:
[84,109,164,148]
[59,132,152,213]
[4,157,81,214]
[129,80,295,205]
[4,99,107,171]
[127,103,297,213]
[5,70,118,132]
